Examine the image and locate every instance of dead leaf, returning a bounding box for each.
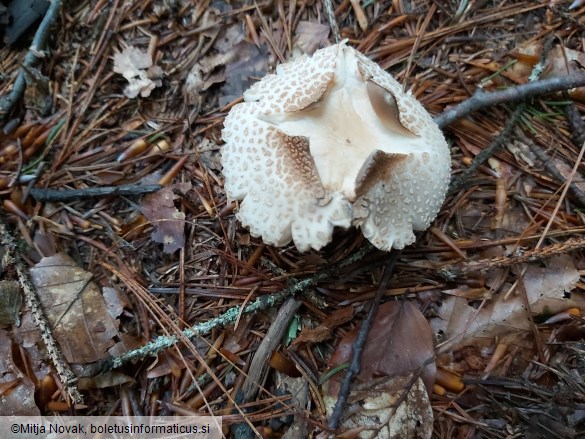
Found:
[431,255,582,351]
[139,183,191,254]
[0,280,21,325]
[218,41,270,107]
[293,306,353,346]
[294,21,330,55]
[0,330,40,415]
[29,253,125,363]
[328,301,436,395]
[113,46,163,98]
[323,374,433,439]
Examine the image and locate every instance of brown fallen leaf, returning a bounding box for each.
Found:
[431,255,582,351]
[140,183,191,254]
[294,21,330,55]
[29,253,126,363]
[323,301,436,439]
[0,330,40,415]
[323,374,433,439]
[328,301,436,395]
[292,306,353,347]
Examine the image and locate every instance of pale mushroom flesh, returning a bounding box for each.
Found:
[221,41,450,251]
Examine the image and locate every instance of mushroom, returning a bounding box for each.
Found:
[221,41,450,251]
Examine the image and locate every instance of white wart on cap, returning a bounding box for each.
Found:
[221,41,450,252]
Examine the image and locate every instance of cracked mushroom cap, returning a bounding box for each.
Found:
[221,41,450,252]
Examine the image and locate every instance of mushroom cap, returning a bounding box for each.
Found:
[221,41,450,251]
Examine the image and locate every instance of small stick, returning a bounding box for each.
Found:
[434,72,585,129]
[0,0,63,120]
[231,296,302,438]
[29,184,161,202]
[438,236,585,280]
[324,0,340,44]
[449,104,524,194]
[327,251,401,431]
[529,140,585,208]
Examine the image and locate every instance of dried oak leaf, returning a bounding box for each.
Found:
[29,253,124,363]
[323,301,436,439]
[139,183,191,254]
[431,254,582,351]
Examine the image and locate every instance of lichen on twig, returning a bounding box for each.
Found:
[93,243,374,375]
[0,221,83,403]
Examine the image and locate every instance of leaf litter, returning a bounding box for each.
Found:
[1,0,585,436]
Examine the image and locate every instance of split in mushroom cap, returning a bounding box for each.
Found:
[221,41,450,251]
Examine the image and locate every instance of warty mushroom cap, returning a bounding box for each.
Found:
[221,41,450,252]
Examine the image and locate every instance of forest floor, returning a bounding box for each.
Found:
[2,1,585,438]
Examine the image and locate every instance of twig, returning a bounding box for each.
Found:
[0,0,63,120]
[449,104,525,194]
[239,296,301,401]
[29,184,162,202]
[91,243,374,375]
[565,100,585,147]
[438,236,585,280]
[323,0,340,44]
[231,296,302,439]
[448,38,553,193]
[529,140,585,208]
[0,221,83,403]
[327,250,401,431]
[434,72,585,129]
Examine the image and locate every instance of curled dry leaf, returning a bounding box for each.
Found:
[431,255,582,351]
[113,45,163,98]
[324,301,436,439]
[139,183,191,254]
[29,253,127,363]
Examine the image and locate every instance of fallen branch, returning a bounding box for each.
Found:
[0,0,63,120]
[447,38,551,193]
[434,72,585,129]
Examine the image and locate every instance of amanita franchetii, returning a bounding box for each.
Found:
[221,41,450,251]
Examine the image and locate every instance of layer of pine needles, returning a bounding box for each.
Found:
[2,1,585,437]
